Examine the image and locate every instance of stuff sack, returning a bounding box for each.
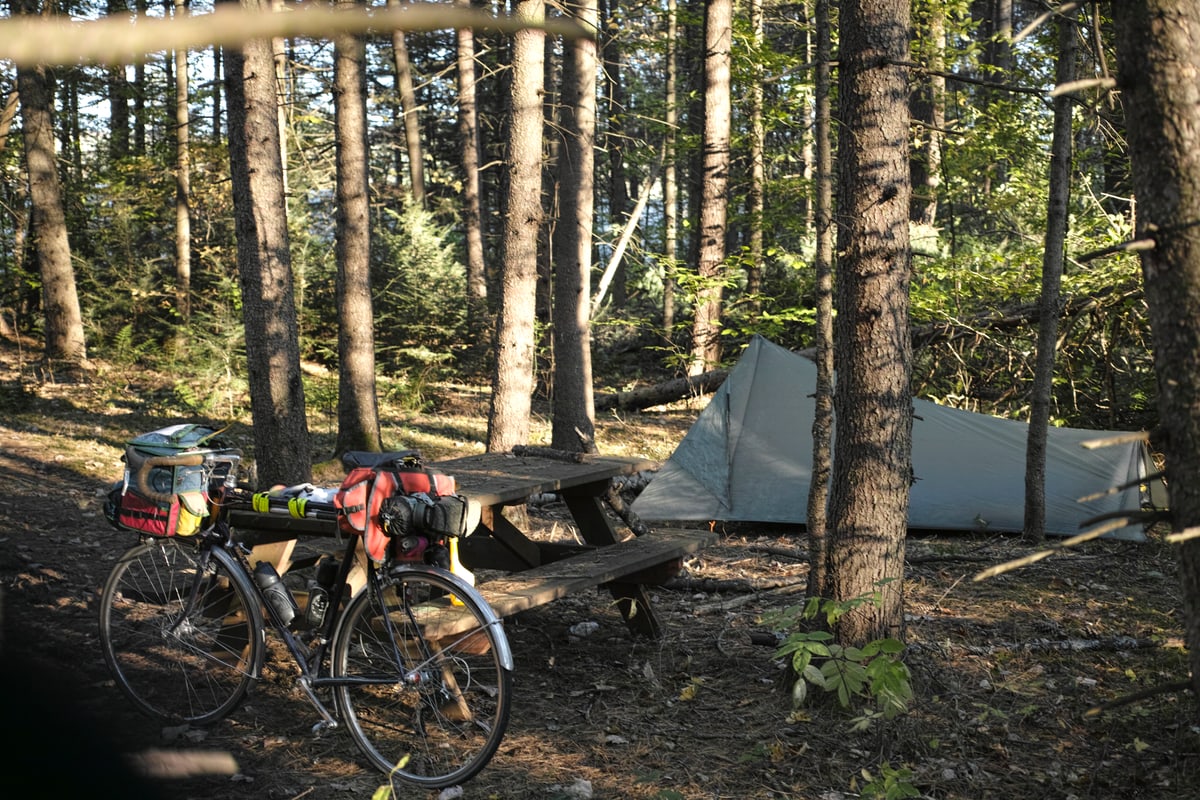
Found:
[334,455,457,561]
[107,424,240,537]
[109,485,207,537]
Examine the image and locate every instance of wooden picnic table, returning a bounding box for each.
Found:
[229,451,715,638]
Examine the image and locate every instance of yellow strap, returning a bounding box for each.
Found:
[288,497,307,519]
[252,492,270,513]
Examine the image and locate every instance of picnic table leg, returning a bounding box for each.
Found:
[562,492,666,638]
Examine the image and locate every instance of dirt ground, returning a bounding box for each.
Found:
[2,350,1199,799]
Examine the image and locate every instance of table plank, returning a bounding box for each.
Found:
[434,452,653,506]
[412,528,716,639]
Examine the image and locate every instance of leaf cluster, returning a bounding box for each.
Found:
[763,590,913,729]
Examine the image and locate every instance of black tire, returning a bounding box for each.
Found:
[98,539,265,725]
[331,565,512,788]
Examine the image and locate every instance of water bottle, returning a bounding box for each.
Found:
[254,561,299,627]
[304,557,338,630]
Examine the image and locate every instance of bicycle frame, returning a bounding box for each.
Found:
[206,514,512,735]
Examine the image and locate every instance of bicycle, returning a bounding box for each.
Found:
[97,447,513,789]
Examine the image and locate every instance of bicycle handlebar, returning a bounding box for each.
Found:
[133,452,206,506]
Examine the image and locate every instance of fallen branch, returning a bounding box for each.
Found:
[1084,679,1192,717]
[664,575,806,594]
[690,579,807,615]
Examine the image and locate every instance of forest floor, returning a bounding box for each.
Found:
[1,336,1198,799]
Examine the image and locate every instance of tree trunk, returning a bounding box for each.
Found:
[271,0,289,198]
[0,90,20,162]
[1113,0,1200,707]
[551,0,600,454]
[745,0,764,308]
[333,0,381,456]
[825,0,912,645]
[212,45,222,142]
[388,0,425,206]
[1023,11,1076,544]
[173,0,192,324]
[224,0,311,487]
[13,0,87,367]
[456,1,488,338]
[662,0,679,334]
[805,0,834,603]
[603,0,629,309]
[107,0,131,160]
[688,0,731,375]
[487,0,544,453]
[909,0,944,228]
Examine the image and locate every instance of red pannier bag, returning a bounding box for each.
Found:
[334,458,456,562]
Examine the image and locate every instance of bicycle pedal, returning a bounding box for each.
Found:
[311,719,338,736]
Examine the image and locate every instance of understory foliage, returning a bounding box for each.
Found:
[764,584,914,730]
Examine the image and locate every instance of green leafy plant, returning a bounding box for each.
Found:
[763,587,913,726]
[859,761,920,800]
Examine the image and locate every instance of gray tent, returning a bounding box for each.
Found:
[632,336,1160,540]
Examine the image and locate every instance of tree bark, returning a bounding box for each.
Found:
[745,0,764,308]
[1113,0,1200,708]
[333,0,381,456]
[455,0,488,337]
[825,0,912,645]
[909,0,944,228]
[805,0,834,604]
[688,0,731,375]
[487,0,545,453]
[173,0,192,324]
[388,0,425,206]
[224,0,311,487]
[661,0,679,334]
[603,0,629,309]
[550,0,600,454]
[107,0,131,160]
[1023,11,1076,544]
[13,0,87,367]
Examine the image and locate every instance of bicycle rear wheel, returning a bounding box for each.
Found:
[331,565,512,788]
[98,538,265,725]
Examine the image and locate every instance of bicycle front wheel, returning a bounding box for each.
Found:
[332,565,512,788]
[98,538,265,725]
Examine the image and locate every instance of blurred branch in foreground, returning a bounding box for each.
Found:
[0,3,590,66]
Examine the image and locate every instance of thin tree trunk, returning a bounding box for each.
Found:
[603,0,629,309]
[388,0,425,206]
[0,90,19,156]
[212,45,222,141]
[551,0,599,454]
[456,0,488,336]
[805,0,834,603]
[910,0,945,227]
[224,0,311,487]
[173,0,192,324]
[1023,11,1076,544]
[745,0,764,308]
[107,0,131,160]
[825,0,912,645]
[688,0,731,375]
[487,0,544,453]
[333,0,381,456]
[662,0,678,334]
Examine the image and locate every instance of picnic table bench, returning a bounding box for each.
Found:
[228,451,715,638]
